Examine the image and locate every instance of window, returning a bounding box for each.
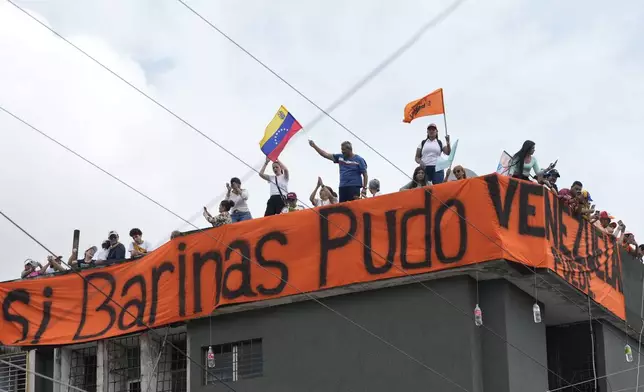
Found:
[0,352,27,392]
[156,332,187,392]
[70,346,97,392]
[203,338,263,384]
[107,335,140,392]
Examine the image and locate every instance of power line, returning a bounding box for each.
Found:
[175,0,642,368]
[1,1,607,389]
[0,358,87,392]
[0,209,239,392]
[0,107,470,392]
[172,0,469,231]
[1,1,580,386]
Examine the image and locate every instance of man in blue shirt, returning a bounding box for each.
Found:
[309,140,368,202]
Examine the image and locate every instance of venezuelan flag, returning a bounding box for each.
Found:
[259,106,302,161]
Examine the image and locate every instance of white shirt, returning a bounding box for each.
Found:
[267,174,288,196]
[128,240,153,255]
[418,139,442,166]
[95,248,109,262]
[227,189,250,212]
[281,205,305,213]
[313,198,334,207]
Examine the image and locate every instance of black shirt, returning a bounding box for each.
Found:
[107,243,126,260]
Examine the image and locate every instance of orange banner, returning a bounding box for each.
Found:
[403,88,445,123]
[0,174,624,346]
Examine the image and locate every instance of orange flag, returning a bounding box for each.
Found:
[403,88,445,123]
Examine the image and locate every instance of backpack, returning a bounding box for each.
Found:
[418,138,443,158]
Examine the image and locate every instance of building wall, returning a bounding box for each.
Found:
[596,321,644,392]
[188,276,550,392]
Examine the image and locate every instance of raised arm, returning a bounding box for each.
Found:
[49,256,65,272]
[310,177,322,205]
[309,140,334,161]
[277,160,289,180]
[258,158,271,181]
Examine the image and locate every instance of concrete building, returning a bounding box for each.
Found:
[1,249,643,392]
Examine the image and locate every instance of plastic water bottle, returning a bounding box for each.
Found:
[207,346,216,368]
[533,303,542,324]
[625,344,634,363]
[474,304,483,327]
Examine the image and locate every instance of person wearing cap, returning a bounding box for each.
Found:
[309,140,368,202]
[368,179,381,197]
[106,231,126,261]
[578,189,595,219]
[69,246,98,269]
[129,228,153,259]
[22,259,43,279]
[281,192,304,213]
[540,168,560,192]
[593,211,615,234]
[309,177,338,207]
[415,123,451,184]
[225,177,252,222]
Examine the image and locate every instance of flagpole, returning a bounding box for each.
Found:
[441,89,449,136]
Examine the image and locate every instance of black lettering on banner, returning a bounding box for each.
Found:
[484,174,519,229]
[222,240,258,300]
[178,242,187,317]
[544,192,559,247]
[558,203,572,258]
[74,272,116,341]
[400,191,432,269]
[2,289,30,343]
[363,210,397,275]
[518,182,545,237]
[32,287,53,344]
[588,226,604,280]
[192,251,223,313]
[118,275,147,330]
[571,216,584,260]
[149,262,175,325]
[610,237,624,293]
[434,199,467,264]
[255,231,289,296]
[319,206,357,287]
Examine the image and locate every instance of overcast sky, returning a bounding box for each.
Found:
[0,0,642,282]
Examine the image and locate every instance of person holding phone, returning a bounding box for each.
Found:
[225,177,252,222]
[203,200,234,227]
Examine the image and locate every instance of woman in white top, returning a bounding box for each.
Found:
[508,140,544,181]
[259,157,289,216]
[309,177,338,207]
[225,177,252,222]
[415,123,451,184]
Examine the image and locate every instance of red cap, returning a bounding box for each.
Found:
[599,211,614,220]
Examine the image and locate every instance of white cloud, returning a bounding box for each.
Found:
[0,0,643,282]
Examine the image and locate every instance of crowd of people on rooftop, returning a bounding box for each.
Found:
[18,122,643,280]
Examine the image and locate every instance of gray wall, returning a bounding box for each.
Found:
[188,277,550,392]
[480,280,548,392]
[596,321,644,392]
[622,248,644,333]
